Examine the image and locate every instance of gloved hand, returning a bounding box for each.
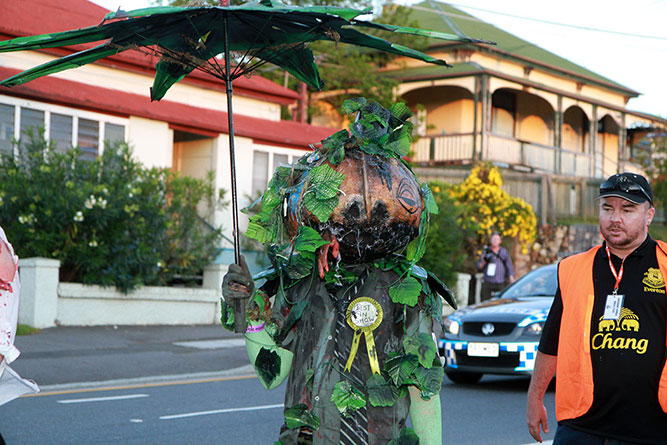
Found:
[222,255,255,302]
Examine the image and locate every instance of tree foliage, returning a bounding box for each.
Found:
[0,131,226,292]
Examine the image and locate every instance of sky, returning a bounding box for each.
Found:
[90,0,667,118]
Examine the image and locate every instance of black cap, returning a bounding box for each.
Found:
[598,172,653,206]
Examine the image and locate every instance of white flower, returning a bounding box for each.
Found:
[157,261,165,268]
[128,193,134,198]
[84,195,97,209]
[99,199,107,209]
[73,211,84,222]
[88,240,98,248]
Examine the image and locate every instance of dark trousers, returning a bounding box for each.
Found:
[480,281,504,301]
[554,425,647,445]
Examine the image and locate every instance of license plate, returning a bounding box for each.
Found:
[467,342,499,357]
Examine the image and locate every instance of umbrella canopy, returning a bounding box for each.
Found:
[0,0,491,331]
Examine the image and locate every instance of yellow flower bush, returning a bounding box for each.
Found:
[450,164,537,253]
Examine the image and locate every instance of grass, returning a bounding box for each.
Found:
[16,324,40,336]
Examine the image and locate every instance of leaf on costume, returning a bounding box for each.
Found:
[366,373,401,407]
[284,404,321,430]
[384,123,413,157]
[414,365,445,399]
[331,380,366,418]
[305,368,315,391]
[285,251,316,280]
[294,226,329,253]
[403,333,437,368]
[220,299,235,331]
[246,217,271,244]
[255,347,281,387]
[383,353,419,387]
[410,264,428,279]
[427,270,457,310]
[279,296,309,337]
[342,97,367,115]
[389,276,422,307]
[388,427,420,445]
[328,145,346,165]
[390,102,413,123]
[309,164,344,200]
[303,193,339,223]
[422,183,439,215]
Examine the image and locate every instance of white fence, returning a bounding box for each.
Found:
[18,257,228,328]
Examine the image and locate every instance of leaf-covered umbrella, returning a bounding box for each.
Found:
[0,0,490,331]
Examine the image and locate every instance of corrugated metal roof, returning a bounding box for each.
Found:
[406,1,639,96]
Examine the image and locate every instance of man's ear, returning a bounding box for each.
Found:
[646,205,656,227]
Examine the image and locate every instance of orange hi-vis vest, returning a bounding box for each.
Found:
[556,241,667,421]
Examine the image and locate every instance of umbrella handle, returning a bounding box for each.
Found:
[223,11,247,334]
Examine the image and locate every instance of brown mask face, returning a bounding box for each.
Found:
[286,148,424,263]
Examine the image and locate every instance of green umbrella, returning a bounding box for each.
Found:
[0,0,490,331]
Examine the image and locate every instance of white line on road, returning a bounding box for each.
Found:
[521,441,552,445]
[57,394,149,404]
[160,403,284,420]
[173,339,246,349]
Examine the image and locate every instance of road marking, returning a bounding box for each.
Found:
[521,441,552,445]
[173,339,246,349]
[58,394,149,404]
[160,403,284,420]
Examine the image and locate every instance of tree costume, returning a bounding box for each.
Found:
[222,98,456,444]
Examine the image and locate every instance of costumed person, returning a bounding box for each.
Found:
[221,98,456,444]
[476,232,514,301]
[0,226,39,412]
[527,172,667,444]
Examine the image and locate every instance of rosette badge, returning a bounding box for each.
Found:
[345,297,383,375]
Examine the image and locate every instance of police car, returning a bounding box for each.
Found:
[440,263,557,384]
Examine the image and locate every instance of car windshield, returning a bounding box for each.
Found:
[499,264,558,299]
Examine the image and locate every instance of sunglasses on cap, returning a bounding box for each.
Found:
[599,175,653,205]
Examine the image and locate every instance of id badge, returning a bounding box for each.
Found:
[603,294,624,320]
[486,263,497,277]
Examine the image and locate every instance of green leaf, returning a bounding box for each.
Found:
[255,347,281,387]
[328,145,345,165]
[390,102,413,122]
[403,333,437,368]
[309,164,344,200]
[220,299,235,331]
[342,97,367,115]
[294,226,329,253]
[366,373,401,407]
[305,368,315,391]
[383,353,419,386]
[303,193,339,223]
[331,380,366,417]
[245,218,270,243]
[388,427,420,445]
[284,404,321,430]
[422,183,439,215]
[389,276,422,306]
[414,365,445,399]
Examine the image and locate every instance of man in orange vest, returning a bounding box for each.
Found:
[526,172,667,444]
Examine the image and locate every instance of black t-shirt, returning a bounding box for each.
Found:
[540,236,667,444]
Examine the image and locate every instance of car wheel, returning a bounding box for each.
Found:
[445,371,483,384]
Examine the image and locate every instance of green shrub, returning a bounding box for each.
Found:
[419,181,468,285]
[0,130,225,292]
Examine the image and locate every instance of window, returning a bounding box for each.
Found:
[0,104,13,156]
[492,90,516,137]
[104,123,125,146]
[50,113,73,153]
[20,108,44,140]
[252,151,269,196]
[0,97,126,159]
[274,154,288,168]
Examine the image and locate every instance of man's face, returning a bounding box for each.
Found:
[490,234,501,248]
[599,197,655,249]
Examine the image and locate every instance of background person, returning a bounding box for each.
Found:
[526,172,667,444]
[477,232,515,301]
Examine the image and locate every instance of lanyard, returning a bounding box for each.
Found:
[605,245,626,294]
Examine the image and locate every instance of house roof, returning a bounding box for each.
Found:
[406,1,639,97]
[0,0,299,105]
[0,66,333,149]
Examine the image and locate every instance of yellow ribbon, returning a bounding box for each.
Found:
[344,297,383,375]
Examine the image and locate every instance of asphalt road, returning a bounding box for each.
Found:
[4,325,557,444]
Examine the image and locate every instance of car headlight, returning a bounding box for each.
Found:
[524,322,544,336]
[444,317,460,335]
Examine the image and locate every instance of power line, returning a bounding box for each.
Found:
[446,2,667,41]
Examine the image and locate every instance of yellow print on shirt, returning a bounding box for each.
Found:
[593,308,648,354]
[642,267,666,294]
